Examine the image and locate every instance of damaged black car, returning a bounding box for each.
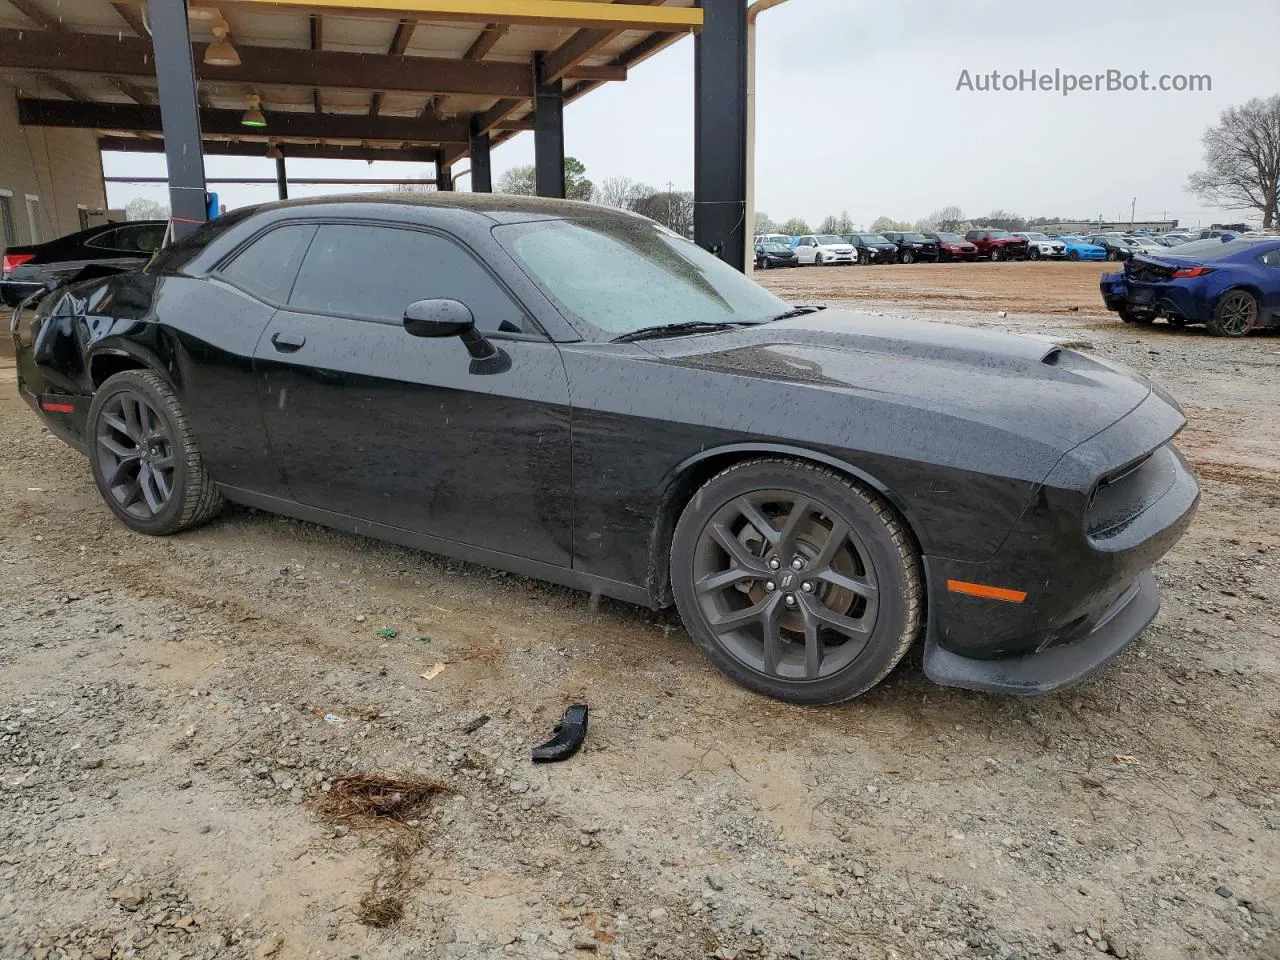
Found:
[12,195,1198,704]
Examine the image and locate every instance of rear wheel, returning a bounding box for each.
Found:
[899,250,914,264]
[1208,289,1258,337]
[670,459,922,705]
[1028,248,1041,261]
[88,370,223,535]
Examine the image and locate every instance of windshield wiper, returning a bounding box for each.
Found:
[612,320,755,343]
[769,303,828,321]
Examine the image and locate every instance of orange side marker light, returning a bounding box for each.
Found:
[946,579,1027,603]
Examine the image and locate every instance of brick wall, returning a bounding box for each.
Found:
[0,83,108,247]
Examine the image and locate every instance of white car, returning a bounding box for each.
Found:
[793,234,857,266]
[1121,236,1166,256]
[754,233,793,246]
[1013,232,1067,260]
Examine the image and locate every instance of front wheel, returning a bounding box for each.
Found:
[87,369,223,535]
[670,459,923,705]
[814,254,824,266]
[989,248,1003,262]
[899,250,914,264]
[858,250,871,265]
[1028,248,1040,261]
[1208,289,1258,337]
[1068,250,1080,261]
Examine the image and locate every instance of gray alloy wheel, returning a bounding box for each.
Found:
[1106,249,1120,261]
[670,459,922,705]
[990,247,1003,262]
[1028,247,1041,261]
[858,250,870,265]
[88,369,223,535]
[815,253,825,266]
[900,250,914,264]
[1208,289,1258,337]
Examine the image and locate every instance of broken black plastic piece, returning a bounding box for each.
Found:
[463,715,490,734]
[531,704,589,763]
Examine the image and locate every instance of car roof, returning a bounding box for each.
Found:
[249,191,636,226]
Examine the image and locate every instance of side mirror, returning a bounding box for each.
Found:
[402,298,498,362]
[403,298,474,338]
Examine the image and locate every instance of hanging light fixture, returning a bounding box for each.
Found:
[265,141,283,160]
[204,20,241,66]
[241,94,266,127]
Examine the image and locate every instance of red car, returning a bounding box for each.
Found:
[965,229,1030,262]
[925,232,980,262]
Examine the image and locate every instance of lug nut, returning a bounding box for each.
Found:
[790,557,804,570]
[784,595,797,606]
[801,581,814,592]
[765,580,776,592]
[768,557,781,570]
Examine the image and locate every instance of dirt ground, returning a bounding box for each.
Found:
[1,261,1277,960]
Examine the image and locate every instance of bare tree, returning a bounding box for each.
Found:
[818,215,841,234]
[125,197,170,221]
[835,210,854,234]
[754,211,778,235]
[779,217,811,236]
[597,176,647,210]
[632,190,694,236]
[1187,94,1280,229]
[929,206,965,232]
[977,210,1026,231]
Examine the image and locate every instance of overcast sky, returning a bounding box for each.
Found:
[104,0,1280,230]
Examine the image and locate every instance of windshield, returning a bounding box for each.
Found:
[816,235,844,245]
[900,233,928,242]
[933,233,964,242]
[1023,232,1049,241]
[496,217,788,337]
[760,243,789,252]
[857,234,891,244]
[987,230,1011,239]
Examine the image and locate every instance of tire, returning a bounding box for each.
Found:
[1028,248,1040,261]
[670,458,923,705]
[1068,250,1080,261]
[989,248,1003,262]
[1106,250,1120,261]
[900,250,914,264]
[858,250,870,265]
[87,369,223,536]
[1207,289,1258,337]
[814,254,824,266]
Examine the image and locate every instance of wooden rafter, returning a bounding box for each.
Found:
[369,18,416,116]
[8,0,64,30]
[0,30,533,98]
[464,23,506,61]
[309,13,323,113]
[106,76,153,104]
[21,97,475,142]
[110,1,149,38]
[99,135,439,163]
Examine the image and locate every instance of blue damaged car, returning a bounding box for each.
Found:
[1100,237,1280,337]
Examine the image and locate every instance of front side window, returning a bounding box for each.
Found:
[495,216,788,338]
[289,224,529,334]
[1258,247,1280,268]
[218,224,317,303]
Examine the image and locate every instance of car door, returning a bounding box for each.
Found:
[796,237,815,264]
[253,221,573,566]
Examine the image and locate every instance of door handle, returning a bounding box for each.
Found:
[271,331,306,352]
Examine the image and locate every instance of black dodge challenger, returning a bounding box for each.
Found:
[11,195,1198,704]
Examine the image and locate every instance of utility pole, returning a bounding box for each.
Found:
[1130,197,1136,230]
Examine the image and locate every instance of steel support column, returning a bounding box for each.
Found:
[534,53,565,199]
[275,156,288,199]
[469,118,493,193]
[147,0,208,237]
[435,156,454,191]
[694,0,747,270]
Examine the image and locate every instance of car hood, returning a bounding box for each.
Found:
[637,309,1152,452]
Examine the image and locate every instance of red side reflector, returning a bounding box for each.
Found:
[1170,265,1213,279]
[40,401,76,413]
[946,579,1027,603]
[2,252,35,275]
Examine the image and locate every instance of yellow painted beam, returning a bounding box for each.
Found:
[202,0,703,31]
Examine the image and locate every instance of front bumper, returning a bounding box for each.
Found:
[923,570,1158,694]
[921,392,1198,694]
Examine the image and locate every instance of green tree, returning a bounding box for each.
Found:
[496,157,593,201]
[779,217,811,236]
[870,215,910,233]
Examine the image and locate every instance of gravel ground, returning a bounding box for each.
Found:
[1,267,1277,960]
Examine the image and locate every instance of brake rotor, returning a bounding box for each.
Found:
[736,514,859,634]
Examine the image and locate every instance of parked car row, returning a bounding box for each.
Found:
[752,227,1267,267]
